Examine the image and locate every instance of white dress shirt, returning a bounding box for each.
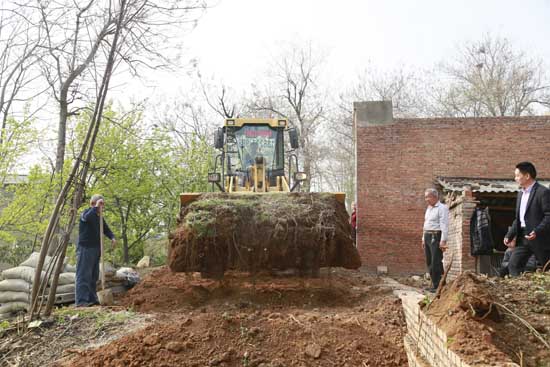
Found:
[519,181,535,228]
[423,201,449,241]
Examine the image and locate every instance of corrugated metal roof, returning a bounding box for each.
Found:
[436,177,550,193]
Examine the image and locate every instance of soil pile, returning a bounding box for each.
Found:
[119,267,372,313]
[426,271,550,367]
[168,193,361,278]
[61,269,408,367]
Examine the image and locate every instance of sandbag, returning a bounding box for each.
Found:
[101,262,116,278]
[0,302,28,314]
[2,266,46,284]
[55,284,75,294]
[0,291,29,303]
[0,279,31,293]
[64,264,77,273]
[19,252,65,269]
[57,272,75,285]
[116,267,140,286]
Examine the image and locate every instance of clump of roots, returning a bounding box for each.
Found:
[168,193,361,278]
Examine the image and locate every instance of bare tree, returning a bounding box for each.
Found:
[0,7,41,143]
[0,6,43,182]
[250,43,326,192]
[319,66,427,203]
[154,93,215,153]
[26,0,208,315]
[348,65,428,118]
[31,0,206,173]
[436,34,550,117]
[198,72,246,119]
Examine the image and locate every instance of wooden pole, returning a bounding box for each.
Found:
[99,208,106,292]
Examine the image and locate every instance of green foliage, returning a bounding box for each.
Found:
[0,167,56,265]
[0,115,36,183]
[446,337,455,347]
[0,320,10,331]
[420,295,432,308]
[0,104,213,267]
[81,105,212,265]
[53,306,134,329]
[143,237,168,266]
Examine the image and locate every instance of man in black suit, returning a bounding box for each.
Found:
[504,162,550,276]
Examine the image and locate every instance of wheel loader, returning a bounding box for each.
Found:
[180,118,343,201]
[170,118,361,278]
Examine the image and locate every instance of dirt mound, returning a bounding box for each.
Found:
[119,267,373,313]
[168,193,361,278]
[426,271,550,366]
[62,271,408,367]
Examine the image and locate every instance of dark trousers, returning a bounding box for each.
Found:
[424,232,443,289]
[509,232,550,277]
[75,245,100,305]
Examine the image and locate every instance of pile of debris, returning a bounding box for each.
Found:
[168,192,361,278]
[426,271,550,366]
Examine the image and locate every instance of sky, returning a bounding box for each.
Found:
[13,0,550,171]
[154,0,550,94]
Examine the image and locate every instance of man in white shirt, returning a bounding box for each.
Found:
[422,188,449,292]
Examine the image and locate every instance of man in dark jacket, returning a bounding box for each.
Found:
[75,194,116,307]
[498,247,538,277]
[504,162,550,276]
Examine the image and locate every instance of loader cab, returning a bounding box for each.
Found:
[227,123,285,175]
[210,118,305,192]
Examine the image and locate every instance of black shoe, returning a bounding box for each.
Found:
[424,287,436,293]
[75,302,91,307]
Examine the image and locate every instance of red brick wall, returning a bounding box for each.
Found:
[356,116,550,274]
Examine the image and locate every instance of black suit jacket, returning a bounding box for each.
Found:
[506,182,550,249]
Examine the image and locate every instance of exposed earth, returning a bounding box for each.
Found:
[0,267,548,367]
[60,267,408,367]
[425,271,550,367]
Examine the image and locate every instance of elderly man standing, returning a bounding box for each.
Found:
[422,188,449,292]
[75,194,116,307]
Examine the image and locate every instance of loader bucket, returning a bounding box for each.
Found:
[168,192,361,278]
[180,193,202,206]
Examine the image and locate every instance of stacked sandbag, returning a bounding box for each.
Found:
[98,263,139,295]
[0,253,76,320]
[115,267,140,290]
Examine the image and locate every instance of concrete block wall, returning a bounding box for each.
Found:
[355,103,550,274]
[398,290,519,367]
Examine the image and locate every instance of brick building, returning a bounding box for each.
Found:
[354,101,550,275]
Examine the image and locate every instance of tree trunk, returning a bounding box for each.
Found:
[55,98,69,174]
[123,229,129,264]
